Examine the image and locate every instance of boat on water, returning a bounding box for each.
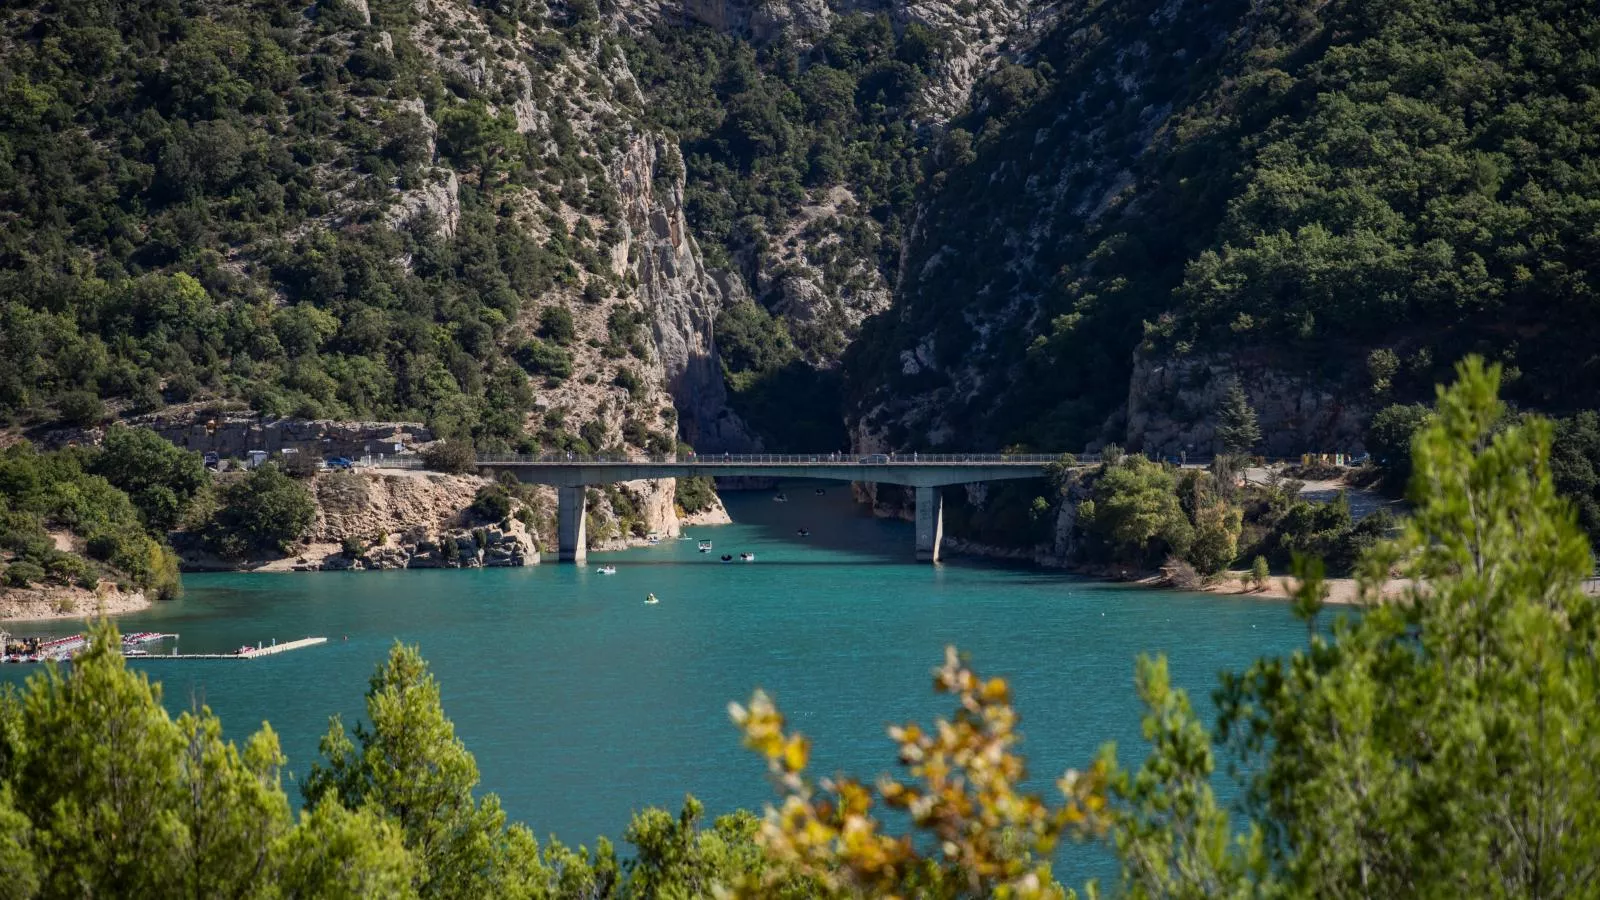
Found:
[740,552,755,562]
[773,492,788,502]
[698,540,713,552]
[596,565,617,574]
[796,528,811,537]
[677,535,694,541]
[720,554,733,562]
[815,488,826,495]
[645,593,659,605]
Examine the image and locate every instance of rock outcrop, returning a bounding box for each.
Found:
[35,408,434,461]
[1124,352,1371,458]
[191,468,714,572]
[0,584,150,622]
[611,134,756,451]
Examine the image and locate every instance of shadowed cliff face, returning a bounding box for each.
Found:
[846,0,1265,454]
[610,135,757,451]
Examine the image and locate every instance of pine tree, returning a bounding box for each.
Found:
[1112,357,1600,896]
[1214,381,1262,455]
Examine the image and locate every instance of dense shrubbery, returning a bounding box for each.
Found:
[204,465,316,559]
[1068,452,1389,579]
[0,442,182,597]
[88,426,209,533]
[421,440,479,474]
[468,484,512,522]
[674,476,717,516]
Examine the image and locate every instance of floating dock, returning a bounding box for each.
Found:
[5,633,328,663]
[133,637,328,661]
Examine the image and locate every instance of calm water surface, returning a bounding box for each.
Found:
[3,485,1305,877]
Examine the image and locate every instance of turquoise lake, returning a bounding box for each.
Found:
[2,484,1307,879]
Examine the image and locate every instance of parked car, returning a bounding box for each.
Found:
[324,456,355,470]
[858,454,889,464]
[202,452,220,469]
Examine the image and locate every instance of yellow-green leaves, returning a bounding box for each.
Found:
[731,645,1111,899]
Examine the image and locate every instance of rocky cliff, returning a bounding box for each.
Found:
[609,134,756,450]
[1124,352,1371,458]
[181,468,721,572]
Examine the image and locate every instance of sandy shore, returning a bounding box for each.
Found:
[1199,573,1410,605]
[0,586,151,622]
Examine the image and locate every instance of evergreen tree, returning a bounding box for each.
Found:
[205,464,316,558]
[1214,382,1261,455]
[304,643,561,899]
[0,620,413,897]
[1112,357,1600,896]
[88,426,208,533]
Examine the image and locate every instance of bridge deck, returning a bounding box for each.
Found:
[471,453,1081,487]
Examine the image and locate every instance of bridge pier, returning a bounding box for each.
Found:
[558,486,587,564]
[915,486,944,563]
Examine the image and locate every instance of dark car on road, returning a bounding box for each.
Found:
[858,454,889,464]
[324,456,355,469]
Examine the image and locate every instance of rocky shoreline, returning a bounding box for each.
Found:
[176,469,734,574]
[0,585,150,622]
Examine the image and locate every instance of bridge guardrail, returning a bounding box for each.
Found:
[374,452,1325,471]
[470,452,1093,465]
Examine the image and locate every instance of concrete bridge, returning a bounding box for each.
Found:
[475,452,1081,564]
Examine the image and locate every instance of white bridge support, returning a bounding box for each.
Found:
[473,454,1077,564]
[914,486,944,563]
[558,486,587,564]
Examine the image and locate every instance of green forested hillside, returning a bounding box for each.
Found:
[3,0,1597,475]
[0,0,637,448]
[853,0,1600,450]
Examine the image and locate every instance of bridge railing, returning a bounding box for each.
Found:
[472,452,1095,465]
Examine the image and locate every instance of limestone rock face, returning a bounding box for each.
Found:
[482,518,538,566]
[611,134,756,452]
[312,473,490,545]
[36,410,434,460]
[388,168,461,239]
[1124,352,1371,458]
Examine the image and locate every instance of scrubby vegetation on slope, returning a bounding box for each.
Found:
[852,0,1600,452]
[0,0,669,453]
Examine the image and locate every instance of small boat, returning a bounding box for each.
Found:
[596,565,617,574]
[720,554,733,562]
[815,488,826,495]
[677,535,694,541]
[796,528,811,537]
[646,536,661,545]
[698,540,713,553]
[236,645,255,655]
[124,649,149,657]
[773,493,788,503]
[740,552,755,562]
[645,593,659,605]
